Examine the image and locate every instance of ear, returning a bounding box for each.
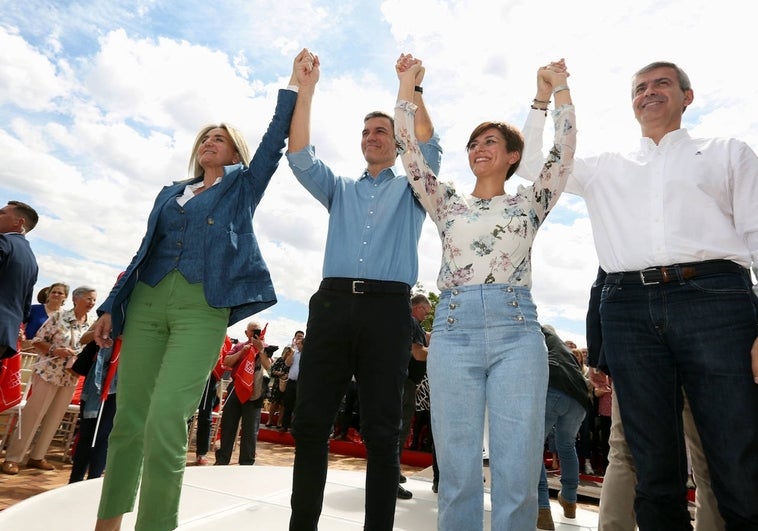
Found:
[508,151,521,166]
[683,88,694,107]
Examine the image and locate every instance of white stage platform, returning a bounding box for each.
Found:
[0,465,598,530]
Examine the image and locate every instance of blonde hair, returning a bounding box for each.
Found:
[187,123,252,179]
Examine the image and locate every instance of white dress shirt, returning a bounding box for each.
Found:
[519,109,758,276]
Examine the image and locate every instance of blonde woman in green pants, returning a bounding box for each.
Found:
[92,49,316,531]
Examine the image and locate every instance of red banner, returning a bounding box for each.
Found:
[0,352,22,413]
[233,324,267,403]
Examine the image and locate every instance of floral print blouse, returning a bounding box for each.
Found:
[394,100,576,290]
[33,308,93,387]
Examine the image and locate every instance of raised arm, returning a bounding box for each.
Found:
[395,54,447,219]
[527,61,576,218]
[519,59,574,183]
[288,49,319,154]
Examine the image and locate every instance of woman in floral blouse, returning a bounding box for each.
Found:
[394,55,576,530]
[2,286,96,475]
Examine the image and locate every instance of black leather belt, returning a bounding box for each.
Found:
[605,259,745,286]
[320,278,410,295]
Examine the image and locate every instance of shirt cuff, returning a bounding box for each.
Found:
[286,145,317,171]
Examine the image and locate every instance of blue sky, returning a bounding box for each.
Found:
[2,0,756,349]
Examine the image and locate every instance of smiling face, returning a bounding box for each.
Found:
[197,127,240,172]
[361,115,397,172]
[632,66,693,138]
[467,127,521,181]
[47,283,69,308]
[73,290,97,314]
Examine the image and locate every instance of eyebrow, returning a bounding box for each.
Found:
[634,76,672,92]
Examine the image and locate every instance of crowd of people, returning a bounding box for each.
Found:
[1,44,756,531]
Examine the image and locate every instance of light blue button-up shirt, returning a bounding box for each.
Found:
[287,138,442,287]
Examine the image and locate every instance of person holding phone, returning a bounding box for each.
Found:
[214,320,270,465]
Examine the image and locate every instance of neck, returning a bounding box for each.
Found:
[471,178,506,200]
[366,163,392,179]
[202,166,225,186]
[73,309,87,322]
[45,302,62,312]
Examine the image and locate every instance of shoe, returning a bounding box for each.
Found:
[26,458,55,470]
[584,460,595,475]
[397,485,413,500]
[196,455,209,465]
[2,461,19,475]
[558,492,577,519]
[399,474,407,484]
[537,508,555,530]
[432,480,438,494]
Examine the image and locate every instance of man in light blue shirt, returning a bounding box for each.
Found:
[285,54,441,531]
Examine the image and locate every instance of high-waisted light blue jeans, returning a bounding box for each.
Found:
[429,283,548,531]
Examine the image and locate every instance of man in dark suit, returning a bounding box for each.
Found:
[0,201,39,359]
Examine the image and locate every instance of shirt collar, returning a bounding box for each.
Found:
[358,165,400,183]
[639,128,690,152]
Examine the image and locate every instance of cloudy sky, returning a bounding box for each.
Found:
[2,0,756,349]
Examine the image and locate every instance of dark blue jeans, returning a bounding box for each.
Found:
[289,287,411,531]
[601,270,758,530]
[69,394,117,482]
[195,375,218,456]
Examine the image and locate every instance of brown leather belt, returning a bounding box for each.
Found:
[320,278,410,295]
[606,260,745,286]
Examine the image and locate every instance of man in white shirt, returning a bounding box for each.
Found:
[519,62,758,530]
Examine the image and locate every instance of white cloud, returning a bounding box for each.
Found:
[2,0,757,348]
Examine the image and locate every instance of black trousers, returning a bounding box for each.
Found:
[289,284,412,531]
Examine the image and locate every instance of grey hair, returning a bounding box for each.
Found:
[632,61,692,96]
[72,286,96,300]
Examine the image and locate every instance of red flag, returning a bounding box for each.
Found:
[0,353,22,413]
[100,337,122,402]
[0,331,25,413]
[212,335,233,381]
[232,324,267,403]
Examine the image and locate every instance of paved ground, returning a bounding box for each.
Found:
[1,436,600,518]
[0,438,426,512]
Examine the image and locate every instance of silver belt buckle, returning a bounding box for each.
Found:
[352,280,365,294]
[639,268,660,286]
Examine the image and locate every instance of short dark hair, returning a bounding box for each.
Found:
[8,201,39,232]
[466,122,524,180]
[411,294,430,306]
[364,111,394,129]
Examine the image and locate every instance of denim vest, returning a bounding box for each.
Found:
[98,88,297,338]
[139,185,220,286]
